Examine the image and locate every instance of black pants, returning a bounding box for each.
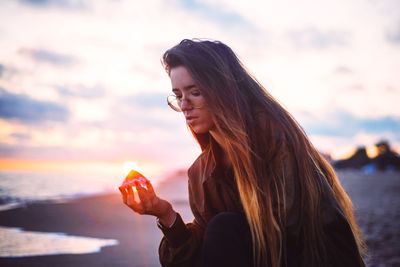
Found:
[201,212,364,267]
[201,212,254,267]
[201,212,302,267]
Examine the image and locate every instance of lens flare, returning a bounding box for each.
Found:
[122,161,138,177]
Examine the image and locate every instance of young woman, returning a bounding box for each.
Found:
[119,39,366,267]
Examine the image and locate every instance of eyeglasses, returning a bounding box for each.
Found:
[167,94,204,112]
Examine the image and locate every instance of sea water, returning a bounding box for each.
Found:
[0,170,120,211]
[0,169,177,258]
[0,170,124,258]
[0,169,189,258]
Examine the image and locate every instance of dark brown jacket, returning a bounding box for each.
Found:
[158,113,365,267]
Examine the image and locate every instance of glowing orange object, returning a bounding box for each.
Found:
[120,169,149,189]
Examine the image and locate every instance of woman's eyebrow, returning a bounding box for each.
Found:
[172,84,197,92]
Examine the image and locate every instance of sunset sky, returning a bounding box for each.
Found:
[0,0,399,177]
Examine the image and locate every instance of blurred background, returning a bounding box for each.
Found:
[0,0,399,266]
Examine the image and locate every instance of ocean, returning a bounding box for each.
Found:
[0,169,187,259]
[0,170,120,211]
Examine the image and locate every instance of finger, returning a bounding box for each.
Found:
[135,181,153,212]
[126,186,144,214]
[135,181,149,202]
[118,186,127,204]
[126,186,135,205]
[146,180,156,197]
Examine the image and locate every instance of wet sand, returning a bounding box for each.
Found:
[0,170,399,266]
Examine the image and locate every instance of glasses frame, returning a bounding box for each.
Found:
[167,94,205,112]
[167,95,182,112]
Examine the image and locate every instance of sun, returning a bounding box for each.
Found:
[122,161,138,177]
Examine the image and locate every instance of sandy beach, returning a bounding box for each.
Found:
[0,170,399,267]
[0,193,163,267]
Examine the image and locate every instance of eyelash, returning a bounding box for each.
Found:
[175,90,201,99]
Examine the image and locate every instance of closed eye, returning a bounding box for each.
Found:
[191,90,201,96]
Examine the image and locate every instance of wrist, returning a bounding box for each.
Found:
[158,209,177,228]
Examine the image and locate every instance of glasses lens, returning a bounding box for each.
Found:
[167,95,181,112]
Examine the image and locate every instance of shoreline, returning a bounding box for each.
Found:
[0,193,165,267]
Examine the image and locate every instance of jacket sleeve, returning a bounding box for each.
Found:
[159,165,205,267]
[158,213,205,267]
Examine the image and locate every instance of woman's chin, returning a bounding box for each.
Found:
[190,125,207,134]
[188,121,215,134]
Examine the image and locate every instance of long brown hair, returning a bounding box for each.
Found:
[163,39,365,267]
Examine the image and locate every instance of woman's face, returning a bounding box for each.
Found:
[169,66,215,134]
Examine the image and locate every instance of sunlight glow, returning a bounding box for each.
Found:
[366,146,379,159]
[122,161,138,177]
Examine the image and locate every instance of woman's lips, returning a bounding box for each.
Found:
[186,116,197,124]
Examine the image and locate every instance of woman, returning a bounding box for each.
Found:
[119,39,366,267]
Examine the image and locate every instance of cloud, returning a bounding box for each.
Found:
[0,63,17,80]
[0,143,19,157]
[56,85,105,99]
[288,27,350,49]
[386,23,400,44]
[179,0,254,29]
[19,48,78,66]
[123,92,168,110]
[0,143,72,159]
[346,84,365,92]
[334,66,354,75]
[0,0,398,167]
[385,85,399,93]
[303,111,400,137]
[0,87,69,123]
[18,0,86,9]
[10,132,32,142]
[103,107,181,133]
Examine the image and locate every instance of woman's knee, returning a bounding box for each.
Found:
[206,212,245,233]
[204,212,250,243]
[202,212,253,267]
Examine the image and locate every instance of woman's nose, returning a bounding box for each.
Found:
[180,97,193,111]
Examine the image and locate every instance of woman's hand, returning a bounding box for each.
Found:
[119,180,176,226]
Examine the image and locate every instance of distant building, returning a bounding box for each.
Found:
[334,146,370,169]
[372,141,400,171]
[333,140,400,172]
